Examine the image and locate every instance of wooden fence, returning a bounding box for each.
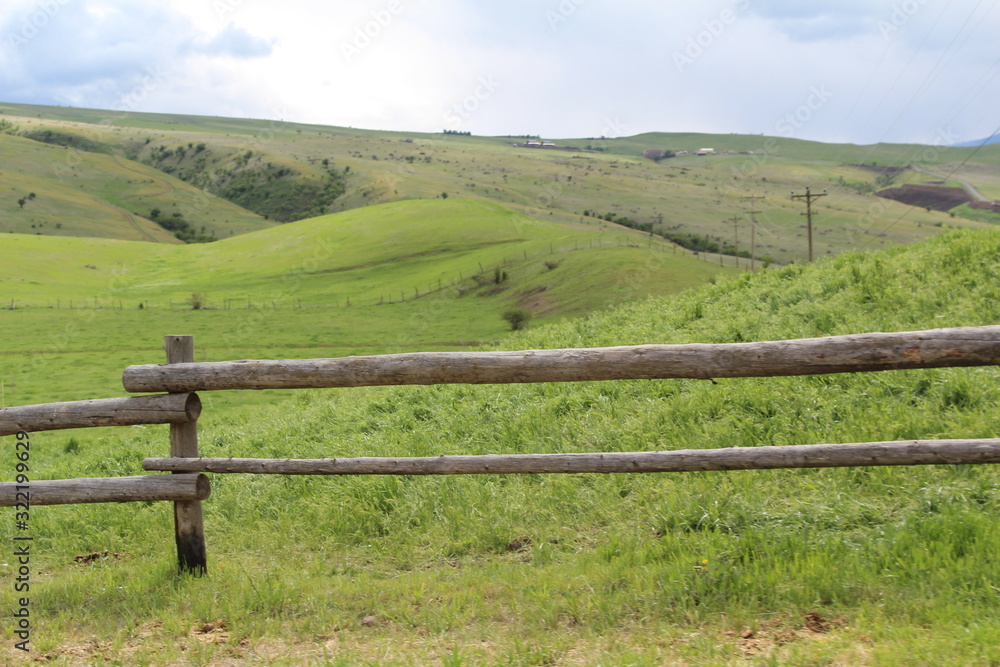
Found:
[2,326,999,574]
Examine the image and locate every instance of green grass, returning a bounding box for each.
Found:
[1,226,999,664]
[950,203,1000,225]
[0,198,736,411]
[0,198,728,304]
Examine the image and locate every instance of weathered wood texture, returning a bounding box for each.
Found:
[0,474,210,507]
[165,335,207,575]
[0,393,201,437]
[122,326,1000,393]
[142,439,1000,476]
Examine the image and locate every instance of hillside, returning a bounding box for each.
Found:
[0,198,736,408]
[0,199,729,306]
[0,132,273,242]
[2,102,999,266]
[1,226,998,663]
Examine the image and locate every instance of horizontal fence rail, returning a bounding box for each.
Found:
[0,474,210,507]
[142,439,1000,476]
[0,393,201,437]
[122,326,1000,393]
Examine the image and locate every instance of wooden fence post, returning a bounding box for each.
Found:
[165,335,207,574]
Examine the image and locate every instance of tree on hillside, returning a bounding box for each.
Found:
[17,198,26,209]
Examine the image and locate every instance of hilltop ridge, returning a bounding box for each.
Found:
[2,101,998,267]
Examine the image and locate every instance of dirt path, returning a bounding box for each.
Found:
[120,208,158,242]
[911,165,988,202]
[83,189,158,242]
[112,155,175,196]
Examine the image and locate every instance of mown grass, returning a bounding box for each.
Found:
[1,226,998,664]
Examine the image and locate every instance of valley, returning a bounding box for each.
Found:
[1,102,999,665]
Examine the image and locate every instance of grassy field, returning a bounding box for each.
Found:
[2,102,997,266]
[1,225,998,664]
[0,198,736,411]
[2,101,999,664]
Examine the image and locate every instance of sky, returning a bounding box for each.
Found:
[1,0,998,146]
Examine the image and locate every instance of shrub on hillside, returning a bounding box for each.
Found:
[501,308,532,330]
[186,293,207,310]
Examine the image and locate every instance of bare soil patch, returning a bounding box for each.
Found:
[876,183,970,211]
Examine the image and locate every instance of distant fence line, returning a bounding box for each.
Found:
[3,235,750,312]
[4,326,998,575]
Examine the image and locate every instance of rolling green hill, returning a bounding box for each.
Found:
[3,102,998,267]
[0,198,736,408]
[0,199,729,307]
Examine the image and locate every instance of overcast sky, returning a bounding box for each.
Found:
[1,0,998,145]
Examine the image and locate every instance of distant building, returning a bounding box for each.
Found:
[520,139,580,151]
[696,148,716,155]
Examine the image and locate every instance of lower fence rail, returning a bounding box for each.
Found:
[142,439,1000,476]
[0,474,211,507]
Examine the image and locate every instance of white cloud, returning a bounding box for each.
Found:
[202,23,274,58]
[1,0,999,144]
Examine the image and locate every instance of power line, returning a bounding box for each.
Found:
[927,51,1000,137]
[825,0,984,170]
[791,187,827,262]
[871,0,991,146]
[742,194,765,271]
[838,0,956,163]
[726,216,742,268]
[862,121,1000,247]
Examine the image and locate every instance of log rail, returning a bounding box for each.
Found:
[121,326,1000,393]
[0,474,210,507]
[0,393,200,437]
[143,439,1000,476]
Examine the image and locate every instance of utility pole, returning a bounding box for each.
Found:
[791,187,826,262]
[741,194,765,271]
[726,216,742,268]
